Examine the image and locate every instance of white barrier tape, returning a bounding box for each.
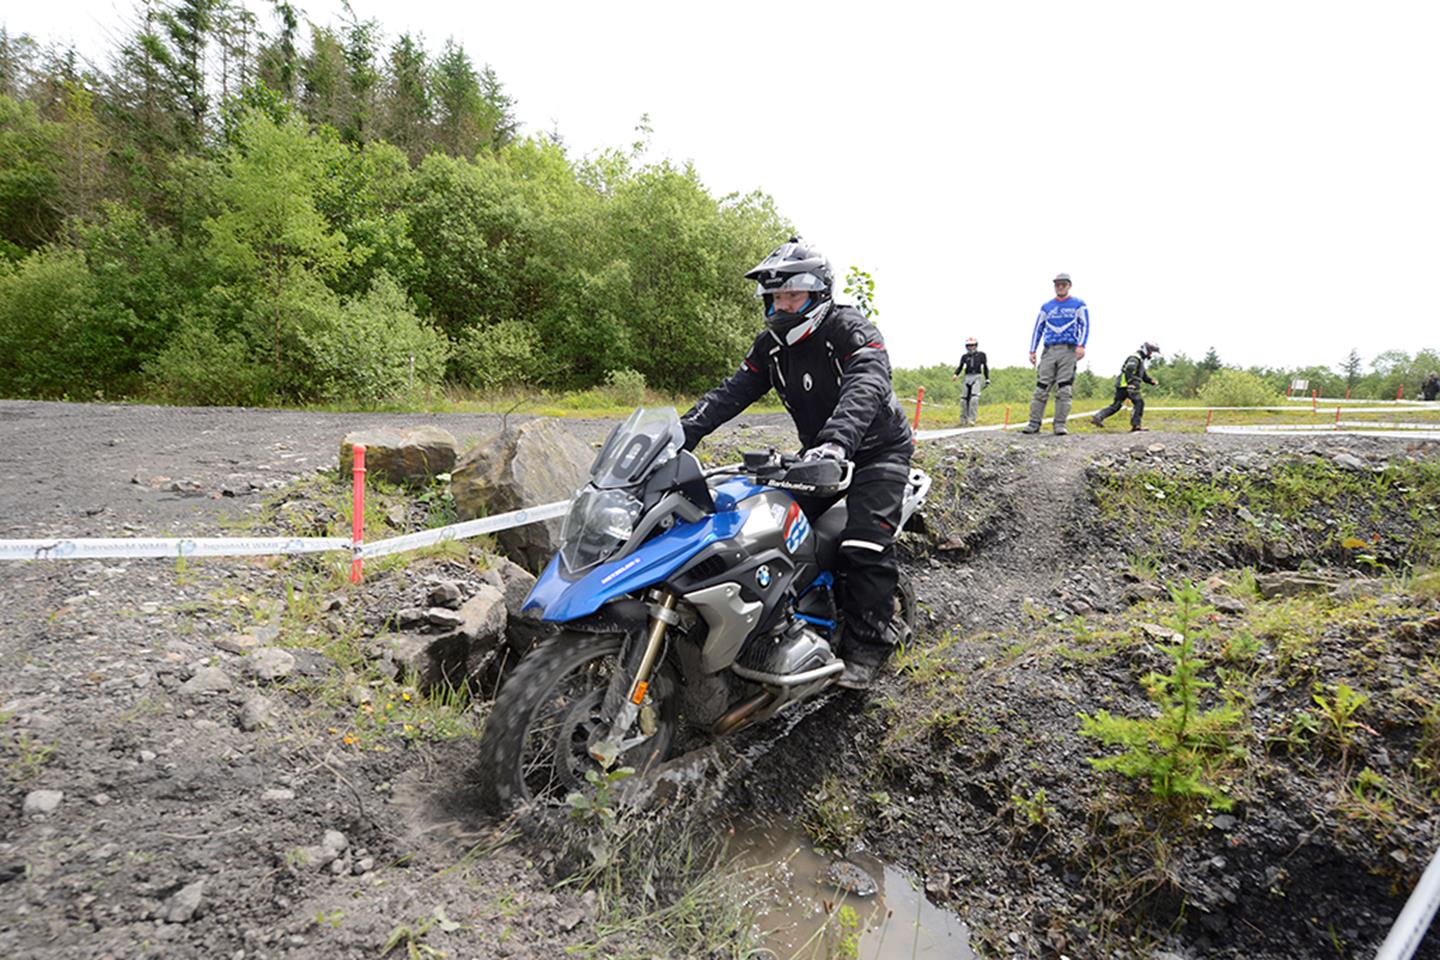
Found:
[358,500,571,559]
[1375,842,1440,960]
[1289,397,1430,406]
[0,536,351,561]
[1208,421,1440,433]
[1207,427,1440,440]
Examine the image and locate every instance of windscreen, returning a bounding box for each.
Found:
[590,407,685,490]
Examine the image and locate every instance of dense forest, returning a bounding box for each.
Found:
[1,4,1434,409]
[0,2,789,405]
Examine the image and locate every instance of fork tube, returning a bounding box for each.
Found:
[627,591,677,705]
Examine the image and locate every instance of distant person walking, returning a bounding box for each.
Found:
[1423,371,1440,401]
[952,337,989,425]
[1092,342,1161,431]
[1023,273,1089,435]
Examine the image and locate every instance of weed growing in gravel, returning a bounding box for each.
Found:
[4,728,55,784]
[1080,584,1246,812]
[801,775,866,853]
[1308,682,1370,757]
[381,905,464,958]
[340,677,480,749]
[1009,786,1055,830]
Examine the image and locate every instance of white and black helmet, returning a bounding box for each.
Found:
[1140,341,1161,359]
[745,237,834,345]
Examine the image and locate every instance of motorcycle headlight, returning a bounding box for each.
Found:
[560,487,643,572]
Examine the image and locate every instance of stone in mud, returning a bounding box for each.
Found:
[161,880,205,923]
[181,667,232,694]
[821,860,878,897]
[238,695,275,731]
[1256,571,1339,599]
[23,790,63,816]
[427,581,464,608]
[1331,452,1370,472]
[245,647,296,682]
[426,607,465,629]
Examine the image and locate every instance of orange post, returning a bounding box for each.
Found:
[1398,383,1404,400]
[912,387,924,430]
[1206,408,1213,429]
[1345,387,1351,400]
[350,444,366,584]
[1003,405,1010,428]
[1334,405,1342,427]
[1312,389,1318,414]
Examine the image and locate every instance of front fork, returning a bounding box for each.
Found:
[588,589,678,767]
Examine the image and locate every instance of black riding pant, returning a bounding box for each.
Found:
[1095,385,1144,428]
[795,459,910,667]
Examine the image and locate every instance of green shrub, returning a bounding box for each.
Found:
[450,317,541,390]
[0,247,95,397]
[298,271,449,404]
[143,312,273,406]
[603,367,647,407]
[1197,369,1282,408]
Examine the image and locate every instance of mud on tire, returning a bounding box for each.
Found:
[475,631,675,814]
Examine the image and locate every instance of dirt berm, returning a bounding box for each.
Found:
[1,398,1437,959]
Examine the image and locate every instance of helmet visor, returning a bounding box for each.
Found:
[752,271,828,297]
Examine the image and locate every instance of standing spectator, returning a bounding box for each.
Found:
[952,337,989,425]
[1023,272,1089,435]
[1423,371,1440,401]
[1092,342,1161,431]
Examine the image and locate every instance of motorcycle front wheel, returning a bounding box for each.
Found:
[475,631,677,813]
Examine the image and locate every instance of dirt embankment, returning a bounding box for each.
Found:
[2,399,1438,959]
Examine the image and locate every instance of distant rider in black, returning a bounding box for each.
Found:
[679,238,914,689]
[951,337,990,426]
[1092,342,1161,431]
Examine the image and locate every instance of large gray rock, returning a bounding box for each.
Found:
[452,420,592,571]
[340,426,458,486]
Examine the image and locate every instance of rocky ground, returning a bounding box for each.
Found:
[2,398,1438,959]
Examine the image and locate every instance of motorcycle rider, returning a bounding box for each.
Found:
[680,238,914,689]
[952,337,990,426]
[1092,342,1161,431]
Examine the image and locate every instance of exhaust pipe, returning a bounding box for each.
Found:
[713,692,773,736]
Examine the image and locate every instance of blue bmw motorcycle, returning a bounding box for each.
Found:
[475,407,930,811]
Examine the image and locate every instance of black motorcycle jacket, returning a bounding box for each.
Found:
[954,351,989,377]
[680,305,914,464]
[1116,352,1158,389]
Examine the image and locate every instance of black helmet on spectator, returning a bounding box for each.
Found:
[745,237,835,345]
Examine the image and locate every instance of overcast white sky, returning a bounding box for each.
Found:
[8,1,1437,375]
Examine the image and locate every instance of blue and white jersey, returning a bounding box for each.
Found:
[1029,297,1090,351]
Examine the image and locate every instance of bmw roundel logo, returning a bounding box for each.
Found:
[756,565,771,589]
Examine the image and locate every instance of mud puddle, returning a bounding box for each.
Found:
[729,818,973,960]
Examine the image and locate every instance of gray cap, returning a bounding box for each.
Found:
[1053,272,1071,283]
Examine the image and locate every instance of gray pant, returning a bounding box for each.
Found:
[1028,343,1077,431]
[961,374,984,425]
